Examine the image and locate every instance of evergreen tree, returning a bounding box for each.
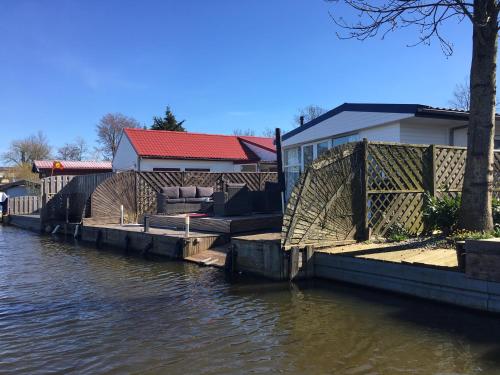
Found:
[151,106,186,131]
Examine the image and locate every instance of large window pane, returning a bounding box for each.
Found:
[332,133,359,147]
[284,147,301,166]
[317,141,329,157]
[284,166,300,198]
[303,145,314,168]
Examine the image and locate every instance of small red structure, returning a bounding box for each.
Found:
[32,160,112,178]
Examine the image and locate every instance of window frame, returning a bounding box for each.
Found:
[152,167,181,172]
[185,168,211,172]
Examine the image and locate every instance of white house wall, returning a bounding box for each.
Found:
[113,134,138,171]
[139,158,237,172]
[400,120,458,145]
[282,111,414,147]
[359,122,401,142]
[453,123,500,147]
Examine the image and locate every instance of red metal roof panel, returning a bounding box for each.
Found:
[124,129,275,161]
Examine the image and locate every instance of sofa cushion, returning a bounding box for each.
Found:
[180,186,196,198]
[185,197,207,203]
[161,186,180,199]
[166,198,185,203]
[196,186,214,198]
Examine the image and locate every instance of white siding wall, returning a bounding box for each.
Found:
[113,135,138,171]
[139,158,237,172]
[453,125,500,147]
[400,122,453,145]
[5,186,30,198]
[282,111,413,146]
[453,128,468,147]
[359,122,401,142]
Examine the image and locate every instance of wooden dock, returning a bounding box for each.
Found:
[318,242,458,269]
[148,213,282,234]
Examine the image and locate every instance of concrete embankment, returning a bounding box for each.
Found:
[6,216,500,314]
[313,250,500,313]
[3,214,42,232]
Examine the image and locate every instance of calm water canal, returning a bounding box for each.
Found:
[2,225,500,374]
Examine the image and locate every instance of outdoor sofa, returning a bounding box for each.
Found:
[157,186,214,215]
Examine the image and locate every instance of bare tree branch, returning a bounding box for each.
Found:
[327,1,474,55]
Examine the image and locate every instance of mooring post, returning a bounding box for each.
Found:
[289,247,300,281]
[143,215,150,233]
[184,214,190,238]
[305,245,314,279]
[65,197,70,236]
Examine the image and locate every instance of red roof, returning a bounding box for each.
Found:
[123,129,276,162]
[33,160,112,170]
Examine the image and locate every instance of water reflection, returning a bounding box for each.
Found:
[1,225,500,374]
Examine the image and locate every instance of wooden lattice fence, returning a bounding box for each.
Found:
[282,141,500,248]
[89,171,278,224]
[282,143,364,247]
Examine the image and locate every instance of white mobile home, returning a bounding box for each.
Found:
[281,103,500,192]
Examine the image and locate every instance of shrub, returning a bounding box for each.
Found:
[423,193,461,234]
[386,223,411,242]
[448,229,494,242]
[493,198,500,225]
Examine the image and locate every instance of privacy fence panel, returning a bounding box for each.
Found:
[8,195,41,215]
[89,171,278,224]
[282,143,363,248]
[494,153,500,200]
[41,175,74,205]
[90,172,137,224]
[366,142,429,236]
[43,172,114,223]
[282,141,500,248]
[434,146,467,197]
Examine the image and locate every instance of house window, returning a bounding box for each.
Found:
[303,144,314,168]
[317,140,330,157]
[240,164,257,172]
[153,168,181,172]
[283,147,302,198]
[332,133,360,147]
[495,137,500,149]
[185,168,210,172]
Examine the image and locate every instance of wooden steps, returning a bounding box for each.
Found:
[184,247,229,268]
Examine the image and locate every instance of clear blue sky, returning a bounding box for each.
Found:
[0,0,474,157]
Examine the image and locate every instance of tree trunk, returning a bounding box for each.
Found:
[459,0,498,231]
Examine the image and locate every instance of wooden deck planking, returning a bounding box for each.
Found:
[149,213,282,234]
[319,243,458,269]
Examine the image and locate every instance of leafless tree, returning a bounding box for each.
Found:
[449,77,471,110]
[328,0,499,231]
[294,105,327,127]
[261,127,276,138]
[96,113,140,159]
[2,131,51,166]
[233,128,256,136]
[57,137,89,161]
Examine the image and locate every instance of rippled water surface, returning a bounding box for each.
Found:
[2,226,500,374]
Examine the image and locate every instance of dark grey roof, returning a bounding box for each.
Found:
[282,103,496,141]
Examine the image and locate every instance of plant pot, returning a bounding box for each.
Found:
[456,241,466,271]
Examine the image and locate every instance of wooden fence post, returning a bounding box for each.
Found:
[430,144,437,197]
[361,138,370,240]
